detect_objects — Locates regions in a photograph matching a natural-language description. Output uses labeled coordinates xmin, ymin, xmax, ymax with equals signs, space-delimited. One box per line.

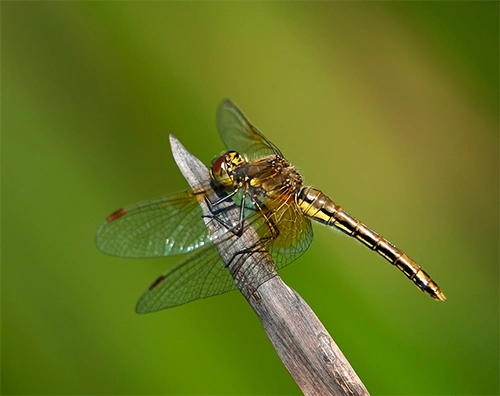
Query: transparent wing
xmin=96 ymin=191 xmax=210 ymax=258
xmin=216 ymin=99 xmax=283 ymax=160
xmin=134 ymin=192 xmax=313 ymax=313
xmin=244 ymin=192 xmax=314 ymax=270
xmin=135 ymin=243 xmax=236 ymax=313
xmin=268 ymin=198 xmax=314 ymax=269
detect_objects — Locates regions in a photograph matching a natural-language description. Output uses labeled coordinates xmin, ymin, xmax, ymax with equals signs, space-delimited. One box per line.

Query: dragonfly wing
xmin=216 ymin=99 xmax=283 ymax=160
xmin=269 ymin=203 xmax=314 ymax=270
xmin=96 ymin=191 xmax=210 ymax=258
xmin=135 ymin=243 xmax=236 ymax=312
xmin=135 ymin=197 xmax=312 ymax=312
xmin=244 ymin=193 xmax=314 ymax=270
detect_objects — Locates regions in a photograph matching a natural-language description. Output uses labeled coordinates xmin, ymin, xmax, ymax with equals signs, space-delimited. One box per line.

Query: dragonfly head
xmin=210 ymin=151 xmax=246 ymax=188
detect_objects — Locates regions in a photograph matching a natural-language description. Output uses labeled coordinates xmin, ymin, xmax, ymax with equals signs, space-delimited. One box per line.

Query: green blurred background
xmin=3 ymin=2 xmax=498 ymax=395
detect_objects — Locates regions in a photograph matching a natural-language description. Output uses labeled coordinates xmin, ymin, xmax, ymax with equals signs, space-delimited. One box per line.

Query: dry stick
xmin=170 ymin=135 xmax=369 ymax=396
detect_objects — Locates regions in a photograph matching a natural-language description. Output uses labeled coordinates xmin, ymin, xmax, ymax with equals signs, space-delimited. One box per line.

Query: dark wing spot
xmin=149 ymin=275 xmax=166 ymax=291
xmin=107 ymin=208 xmax=126 ymax=222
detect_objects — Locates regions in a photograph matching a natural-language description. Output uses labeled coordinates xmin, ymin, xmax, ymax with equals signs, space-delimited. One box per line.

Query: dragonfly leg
xmin=203 ymin=189 xmax=248 ymax=237
xmin=204 ymin=187 xmax=240 ymax=207
xmin=224 ymin=241 xmax=269 ymax=268
xmin=252 ymin=198 xmax=281 ymax=243
xmin=223 ymin=197 xmax=282 ymax=269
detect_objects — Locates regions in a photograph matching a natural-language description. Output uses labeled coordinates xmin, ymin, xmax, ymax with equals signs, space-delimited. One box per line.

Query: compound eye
xmin=211 ymin=155 xmax=227 ymax=175
xmin=210 ymin=154 xmax=232 ymax=187
xmin=210 ymin=151 xmax=245 ymax=187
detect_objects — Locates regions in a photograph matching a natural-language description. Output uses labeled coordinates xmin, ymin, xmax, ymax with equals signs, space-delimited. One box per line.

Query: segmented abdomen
xmin=297 ymin=186 xmax=445 ymax=301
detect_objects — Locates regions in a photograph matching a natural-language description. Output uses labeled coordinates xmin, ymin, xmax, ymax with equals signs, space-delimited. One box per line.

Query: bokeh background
xmin=3 ymin=2 xmax=498 ymax=395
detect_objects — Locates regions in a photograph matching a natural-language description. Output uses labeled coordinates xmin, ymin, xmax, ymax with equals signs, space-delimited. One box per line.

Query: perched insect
xmin=96 ymin=99 xmax=445 ymax=313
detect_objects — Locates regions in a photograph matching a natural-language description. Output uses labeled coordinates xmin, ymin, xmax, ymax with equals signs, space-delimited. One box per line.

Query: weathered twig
xmin=170 ymin=135 xmax=369 ymax=396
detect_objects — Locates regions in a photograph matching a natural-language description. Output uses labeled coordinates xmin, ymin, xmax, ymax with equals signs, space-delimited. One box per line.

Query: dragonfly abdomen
xmin=297 ymin=186 xmax=445 ymax=301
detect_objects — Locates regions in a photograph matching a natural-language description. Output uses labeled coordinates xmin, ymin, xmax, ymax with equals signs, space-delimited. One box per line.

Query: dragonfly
xmin=96 ymin=99 xmax=446 ymax=313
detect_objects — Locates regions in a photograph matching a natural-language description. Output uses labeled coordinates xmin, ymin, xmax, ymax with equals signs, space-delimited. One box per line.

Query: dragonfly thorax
xmin=210 ymin=150 xmax=247 ymax=188
xmin=245 ymin=155 xmax=303 ymax=198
